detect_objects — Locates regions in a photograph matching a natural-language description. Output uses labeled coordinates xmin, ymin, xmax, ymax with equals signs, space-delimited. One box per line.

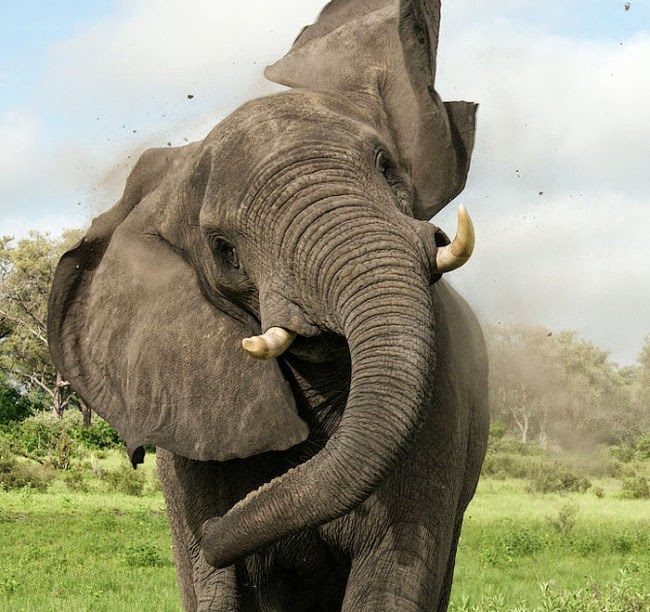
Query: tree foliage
xmin=0 ymin=230 xmax=82 ymax=417
xmin=486 ymin=324 xmax=650 ymax=449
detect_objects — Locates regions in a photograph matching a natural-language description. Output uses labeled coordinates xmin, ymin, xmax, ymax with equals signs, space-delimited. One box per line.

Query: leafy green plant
xmin=538 ymin=569 xmax=650 ymax=611
xmin=481 ymin=523 xmax=546 ymax=567
xmin=69 ymin=415 xmax=123 ymax=450
xmin=10 ymin=412 xmax=80 ymax=467
xmin=569 ymin=533 xmax=601 ymax=556
xmin=636 ymin=432 xmax=650 ymax=460
xmin=609 ymin=444 xmax=637 ymax=463
xmin=122 ymin=543 xmax=164 ymax=567
xmin=621 ymin=475 xmax=650 ymax=499
xmin=547 ymin=502 xmax=579 ymax=536
xmin=0 ymin=456 xmax=53 ymax=491
xmin=527 ymin=463 xmax=591 ymax=494
xmin=103 ymin=463 xmax=145 ymax=496
xmin=0 ymin=570 xmax=20 ymax=595
xmin=592 ymin=485 xmax=605 ymax=498
xmin=63 ymin=468 xmax=88 ymax=492
xmin=0 ymin=374 xmax=33 ymax=425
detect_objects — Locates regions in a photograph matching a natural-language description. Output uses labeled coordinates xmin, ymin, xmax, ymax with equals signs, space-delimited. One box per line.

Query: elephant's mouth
xmin=286 ymin=330 xmax=348 ymax=363
xmin=243 ymin=323 xmax=346 ymax=364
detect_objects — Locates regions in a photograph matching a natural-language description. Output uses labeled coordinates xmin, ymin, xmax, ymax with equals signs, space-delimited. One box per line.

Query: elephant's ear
xmin=48 ymin=148 xmax=309 ymax=465
xmin=265 ymin=0 xmax=477 ymax=220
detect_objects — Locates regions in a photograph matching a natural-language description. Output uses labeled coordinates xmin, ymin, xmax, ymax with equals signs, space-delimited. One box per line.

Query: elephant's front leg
xmin=329 ymin=469 xmax=461 ymax=612
xmin=156 ymin=449 xmax=240 ymax=611
xmin=340 ymin=523 xmax=455 ymax=611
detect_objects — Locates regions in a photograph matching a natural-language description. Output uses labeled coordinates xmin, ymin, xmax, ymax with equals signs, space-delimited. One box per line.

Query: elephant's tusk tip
xmin=436 ymin=205 xmax=475 ymax=273
xmin=242 ymin=327 xmax=296 ymax=359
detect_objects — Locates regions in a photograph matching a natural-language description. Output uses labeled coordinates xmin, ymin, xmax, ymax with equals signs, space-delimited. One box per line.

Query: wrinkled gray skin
xmin=48 ymin=1 xmax=488 ymax=610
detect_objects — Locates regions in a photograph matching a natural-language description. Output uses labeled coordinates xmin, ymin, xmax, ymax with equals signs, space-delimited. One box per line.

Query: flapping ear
xmin=265 ymin=0 xmax=477 ymax=220
xmin=48 ymin=147 xmax=309 ymax=465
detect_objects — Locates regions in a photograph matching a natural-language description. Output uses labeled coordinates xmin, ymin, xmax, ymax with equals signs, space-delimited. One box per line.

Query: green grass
xmin=0 ymin=452 xmax=181 ymax=611
xmin=1 ymin=452 xmax=648 ymax=611
xmin=450 ymin=478 xmax=650 ymax=610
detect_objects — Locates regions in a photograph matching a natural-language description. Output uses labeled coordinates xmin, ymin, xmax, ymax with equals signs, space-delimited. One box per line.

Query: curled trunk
xmin=202 ymin=222 xmax=435 ymax=568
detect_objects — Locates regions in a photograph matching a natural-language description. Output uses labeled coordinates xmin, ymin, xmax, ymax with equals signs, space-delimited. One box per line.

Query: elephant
xmin=47 ymin=0 xmax=489 ymax=610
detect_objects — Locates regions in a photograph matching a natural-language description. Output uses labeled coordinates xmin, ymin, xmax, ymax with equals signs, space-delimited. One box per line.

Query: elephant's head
xmin=48 ymin=0 xmax=477 ymax=568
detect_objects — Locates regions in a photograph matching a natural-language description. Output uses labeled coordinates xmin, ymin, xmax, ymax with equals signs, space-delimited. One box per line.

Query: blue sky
xmin=1 ymin=1 xmax=649 ymax=364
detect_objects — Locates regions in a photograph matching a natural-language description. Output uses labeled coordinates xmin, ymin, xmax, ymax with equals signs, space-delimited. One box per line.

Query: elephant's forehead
xmin=204 ymin=90 xmax=378 ymax=155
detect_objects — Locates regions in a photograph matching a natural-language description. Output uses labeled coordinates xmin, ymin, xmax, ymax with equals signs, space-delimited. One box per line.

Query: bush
xmin=103 ymin=463 xmax=145 ymax=496
xmin=620 ymin=475 xmax=650 ymax=499
xmin=634 ymin=432 xmax=650 ymax=460
xmin=547 ymin=502 xmax=579 ymax=535
xmin=592 ymin=485 xmax=605 ymax=498
xmin=569 ymin=532 xmax=601 ymax=556
xmin=6 ymin=410 xmax=123 ymax=470
xmin=0 ymin=456 xmax=53 ymax=492
xmin=481 ymin=523 xmax=546 ymax=567
xmin=11 ymin=412 xmax=80 ymax=468
xmin=63 ymin=468 xmax=88 ymax=492
xmin=122 ymin=543 xmax=164 ymax=567
xmin=609 ymin=444 xmax=637 ymax=463
xmin=526 ymin=463 xmax=591 ymax=494
xmin=488 ymin=421 xmax=507 ymax=441
xmin=537 ymin=569 xmax=650 ymax=612
xmin=69 ymin=415 xmax=123 ymax=450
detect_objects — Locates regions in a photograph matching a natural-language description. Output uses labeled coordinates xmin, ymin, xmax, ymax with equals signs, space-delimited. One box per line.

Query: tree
xmin=0 ymin=370 xmax=33 ymax=424
xmin=486 ymin=324 xmax=564 ymax=446
xmin=0 ymin=230 xmax=82 ymax=418
xmin=485 ymin=324 xmax=636 ymax=449
xmin=625 ymin=336 xmax=650 ymax=439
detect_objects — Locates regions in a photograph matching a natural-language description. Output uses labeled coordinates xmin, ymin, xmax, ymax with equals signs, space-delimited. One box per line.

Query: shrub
xmin=7 ymin=411 xmax=123 ymax=470
xmin=592 ymin=485 xmax=605 ymax=498
xmin=0 ymin=381 xmax=33 ymax=425
xmin=481 ymin=449 xmax=548 ymax=480
xmin=609 ymin=444 xmax=636 ymax=463
xmin=538 ymin=568 xmax=650 ymax=611
xmin=122 ymin=543 xmax=164 ymax=567
xmin=526 ymin=463 xmax=591 ymax=494
xmin=11 ymin=412 xmax=81 ymax=469
xmin=0 ymin=570 xmax=20 ymax=595
xmin=620 ymin=475 xmax=650 ymax=499
xmin=610 ymin=534 xmax=633 ymax=554
xmin=481 ymin=523 xmax=546 ymax=567
xmin=547 ymin=502 xmax=579 ymax=536
xmin=63 ymin=468 xmax=88 ymax=492
xmin=488 ymin=421 xmax=507 ymax=441
xmin=103 ymin=463 xmax=145 ymax=496
xmin=0 ymin=456 xmax=53 ymax=492
xmin=634 ymin=432 xmax=650 ymax=460
xmin=570 ymin=532 xmax=601 ymax=556
xmin=69 ymin=415 xmax=123 ymax=450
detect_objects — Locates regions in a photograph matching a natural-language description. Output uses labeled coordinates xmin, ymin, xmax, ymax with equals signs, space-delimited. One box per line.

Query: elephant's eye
xmin=375 ymin=147 xmax=413 ymax=215
xmin=375 ymin=149 xmax=400 ymax=188
xmin=375 ymin=149 xmax=392 ymax=178
xmin=212 ymin=238 xmax=240 ymax=270
xmin=224 ymin=245 xmax=240 ymax=269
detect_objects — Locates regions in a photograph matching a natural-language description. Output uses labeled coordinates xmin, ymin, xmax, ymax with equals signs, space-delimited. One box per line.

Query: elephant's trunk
xmin=202 ymin=221 xmax=435 ymax=568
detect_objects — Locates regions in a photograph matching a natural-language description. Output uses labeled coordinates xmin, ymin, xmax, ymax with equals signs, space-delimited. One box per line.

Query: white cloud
xmin=438 ymin=23 xmax=650 ymax=196
xmin=44 ymin=0 xmax=325 ymax=121
xmin=0 ymin=110 xmax=41 ymax=201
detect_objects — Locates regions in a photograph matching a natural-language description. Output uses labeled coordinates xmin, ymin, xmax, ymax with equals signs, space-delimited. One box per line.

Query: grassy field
xmin=1 ymin=452 xmax=649 ymax=611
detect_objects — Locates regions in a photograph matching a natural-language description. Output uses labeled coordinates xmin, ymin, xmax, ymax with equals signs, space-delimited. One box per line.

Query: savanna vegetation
xmin=1 ymin=231 xmax=649 ymax=610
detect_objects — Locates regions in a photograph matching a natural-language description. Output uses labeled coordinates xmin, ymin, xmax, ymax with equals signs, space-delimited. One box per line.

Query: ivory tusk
xmin=436 ymin=204 xmax=475 ymax=273
xmin=242 ymin=327 xmax=296 ymax=359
